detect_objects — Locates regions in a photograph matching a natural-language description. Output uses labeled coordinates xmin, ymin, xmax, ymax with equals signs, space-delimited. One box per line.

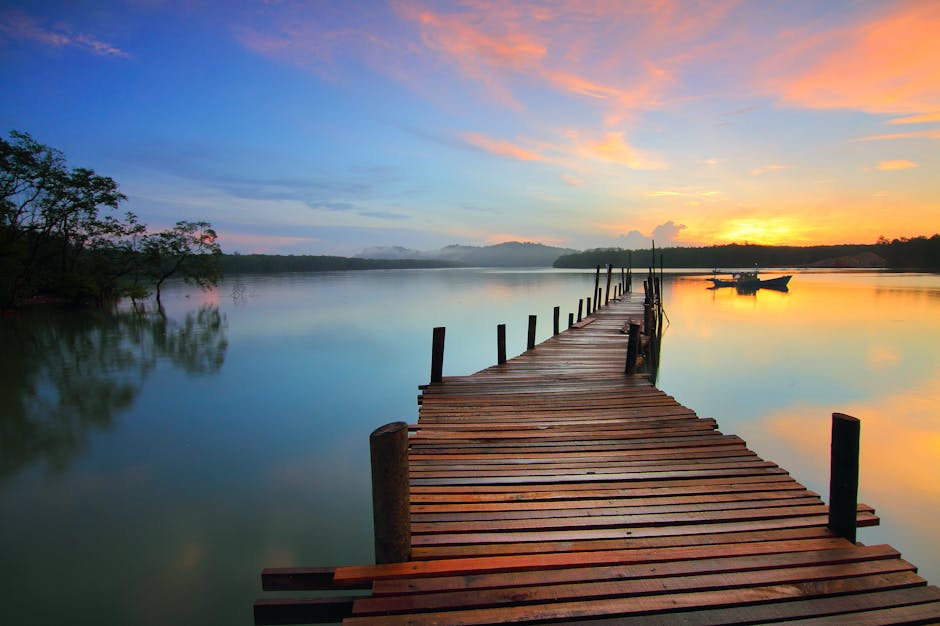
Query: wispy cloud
xmin=0 ymin=10 xmax=130 ymax=58
xmin=459 ymin=132 xmax=547 ymax=162
xmin=573 ymin=131 xmax=667 ymax=170
xmin=856 ymin=129 xmax=940 ymax=141
xmin=751 ymin=164 xmax=789 ymax=175
xmin=457 ymin=129 xmax=665 ymax=171
xmin=875 ymin=160 xmax=919 ymax=171
xmin=888 ymin=112 xmax=940 ymax=125
xmin=767 ymin=2 xmax=940 ymax=115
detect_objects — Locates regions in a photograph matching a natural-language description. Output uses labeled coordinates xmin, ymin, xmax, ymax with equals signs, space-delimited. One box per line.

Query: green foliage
xmin=0 ymin=131 xmax=221 ymax=308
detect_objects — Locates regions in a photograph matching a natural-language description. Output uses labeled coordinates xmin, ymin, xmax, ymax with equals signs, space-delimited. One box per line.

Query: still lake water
xmin=1 ymin=268 xmax=938 ymax=625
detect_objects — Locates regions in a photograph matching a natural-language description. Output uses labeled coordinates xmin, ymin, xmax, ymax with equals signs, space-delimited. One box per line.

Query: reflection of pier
xmin=254 ymin=273 xmax=939 ymax=624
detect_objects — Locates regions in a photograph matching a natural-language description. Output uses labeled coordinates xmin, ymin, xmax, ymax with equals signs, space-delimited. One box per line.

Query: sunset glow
xmin=1 ymin=1 xmax=937 ymax=254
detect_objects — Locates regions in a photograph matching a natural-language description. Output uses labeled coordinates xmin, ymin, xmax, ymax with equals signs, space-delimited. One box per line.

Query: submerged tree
xmin=142 ymin=220 xmax=222 ymax=307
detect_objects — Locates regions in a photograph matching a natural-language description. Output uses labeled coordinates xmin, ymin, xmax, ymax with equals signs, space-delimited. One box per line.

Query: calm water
xmin=1 ymin=268 xmax=938 ymax=625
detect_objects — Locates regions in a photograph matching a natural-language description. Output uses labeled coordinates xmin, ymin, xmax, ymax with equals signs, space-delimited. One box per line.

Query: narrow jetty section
xmin=255 ymin=289 xmax=940 ymax=624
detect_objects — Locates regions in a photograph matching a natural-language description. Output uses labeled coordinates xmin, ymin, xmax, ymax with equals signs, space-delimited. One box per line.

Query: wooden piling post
xmin=568 ymin=312 xmax=574 ymax=329
xmin=828 ymin=412 xmax=861 ymax=543
xmin=527 ymin=315 xmax=537 ymax=350
xmin=497 ymin=323 xmax=506 ymax=365
xmin=430 ymin=326 xmax=445 ymax=383
xmin=577 ymin=299 xmax=583 ymax=322
xmin=593 ymin=266 xmax=601 ymax=312
xmin=553 ymin=306 xmax=560 ymax=335
xmin=624 ymin=322 xmax=640 ymax=374
xmin=370 ymin=422 xmax=411 ymax=564
xmin=586 ymin=297 xmax=592 ymax=316
xmin=605 ymin=264 xmax=612 ymax=305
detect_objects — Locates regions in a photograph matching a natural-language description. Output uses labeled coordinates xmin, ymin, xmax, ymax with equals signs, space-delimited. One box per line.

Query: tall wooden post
xmin=497 ymin=323 xmax=506 ymax=365
xmin=577 ymin=299 xmax=583 ymax=322
xmin=553 ymin=306 xmax=560 ymax=335
xmin=430 ymin=326 xmax=445 ymax=383
xmin=593 ymin=266 xmax=601 ymax=312
xmin=586 ymin=297 xmax=592 ymax=316
xmin=605 ymin=264 xmax=612 ymax=305
xmin=568 ymin=312 xmax=574 ymax=329
xmin=627 ymin=252 xmax=632 ymax=292
xmin=624 ymin=322 xmax=640 ymax=374
xmin=829 ymin=413 xmax=861 ymax=543
xmin=370 ymin=422 xmax=411 ymax=564
xmin=527 ymin=315 xmax=537 ymax=350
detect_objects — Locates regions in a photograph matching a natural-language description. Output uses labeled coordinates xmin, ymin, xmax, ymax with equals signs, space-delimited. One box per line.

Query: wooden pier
xmin=255 ymin=285 xmax=940 ymax=624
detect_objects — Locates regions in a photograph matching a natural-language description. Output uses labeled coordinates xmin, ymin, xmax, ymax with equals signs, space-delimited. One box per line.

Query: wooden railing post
xmin=370 ymin=422 xmax=411 ymax=564
xmin=593 ymin=266 xmax=601 ymax=312
xmin=586 ymin=297 xmax=592 ymax=316
xmin=553 ymin=306 xmax=560 ymax=335
xmin=430 ymin=326 xmax=445 ymax=383
xmin=624 ymin=322 xmax=640 ymax=374
xmin=497 ymin=323 xmax=506 ymax=365
xmin=527 ymin=315 xmax=537 ymax=350
xmin=568 ymin=312 xmax=574 ymax=329
xmin=605 ymin=264 xmax=612 ymax=305
xmin=829 ymin=412 xmax=861 ymax=543
xmin=577 ymin=299 xmax=583 ymax=322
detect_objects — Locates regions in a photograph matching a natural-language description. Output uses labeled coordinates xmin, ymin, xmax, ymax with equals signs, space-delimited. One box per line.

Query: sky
xmin=1 ymin=0 xmax=937 ymax=255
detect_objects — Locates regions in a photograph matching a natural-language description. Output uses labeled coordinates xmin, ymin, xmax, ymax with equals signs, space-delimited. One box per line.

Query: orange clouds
xmin=457 ymin=129 xmax=665 ymax=170
xmin=770 ymin=2 xmax=940 ymax=115
xmin=856 ymin=129 xmax=940 ymax=141
xmin=576 ymin=131 xmax=666 ymax=170
xmin=459 ymin=132 xmax=546 ymax=162
xmin=876 ymin=160 xmax=919 ymax=171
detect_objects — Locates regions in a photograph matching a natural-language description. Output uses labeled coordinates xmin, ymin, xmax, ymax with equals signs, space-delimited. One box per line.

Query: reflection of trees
xmin=0 ymin=306 xmax=227 ymax=479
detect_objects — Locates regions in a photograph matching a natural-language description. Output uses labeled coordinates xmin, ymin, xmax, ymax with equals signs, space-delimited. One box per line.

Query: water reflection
xmin=0 ymin=306 xmax=227 ymax=479
xmin=658 ymin=270 xmax=940 ymax=584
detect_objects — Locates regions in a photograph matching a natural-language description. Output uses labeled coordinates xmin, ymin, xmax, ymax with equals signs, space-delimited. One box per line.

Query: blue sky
xmin=2 ymin=1 xmax=937 ymax=255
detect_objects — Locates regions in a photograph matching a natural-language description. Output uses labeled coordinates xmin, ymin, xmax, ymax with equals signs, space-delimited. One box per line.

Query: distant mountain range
xmin=356 ymin=242 xmax=578 ymax=267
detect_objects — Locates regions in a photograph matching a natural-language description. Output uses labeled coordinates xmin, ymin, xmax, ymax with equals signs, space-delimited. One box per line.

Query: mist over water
xmin=1 ymin=268 xmax=937 ymax=624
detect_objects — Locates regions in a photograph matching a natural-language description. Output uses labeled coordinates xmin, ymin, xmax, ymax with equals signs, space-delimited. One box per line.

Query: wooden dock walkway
xmin=256 ymin=292 xmax=940 ymax=625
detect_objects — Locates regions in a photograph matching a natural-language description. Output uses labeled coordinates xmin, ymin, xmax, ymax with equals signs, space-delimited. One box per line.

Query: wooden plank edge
xmin=253 ymin=596 xmax=359 ymax=625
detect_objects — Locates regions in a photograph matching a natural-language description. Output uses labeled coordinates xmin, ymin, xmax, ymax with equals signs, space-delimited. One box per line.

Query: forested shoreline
xmin=553 ymin=236 xmax=940 ymax=270
xmin=220 ymin=236 xmax=940 ymax=275
xmin=220 ymin=254 xmax=455 ymax=273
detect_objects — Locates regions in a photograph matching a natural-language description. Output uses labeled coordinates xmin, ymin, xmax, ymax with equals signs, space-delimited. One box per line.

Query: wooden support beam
xmin=605 ymin=264 xmax=612 ymax=305
xmin=624 ymin=322 xmax=641 ymax=375
xmin=829 ymin=412 xmax=861 ymax=543
xmin=370 ymin=422 xmax=411 ymax=564
xmin=430 ymin=326 xmax=445 ymax=383
xmin=526 ymin=314 xmax=537 ymax=350
xmin=254 ymin=597 xmax=357 ymax=625
xmin=496 ymin=323 xmax=506 ymax=365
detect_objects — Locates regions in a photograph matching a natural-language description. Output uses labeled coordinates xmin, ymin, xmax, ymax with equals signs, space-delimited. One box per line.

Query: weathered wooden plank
xmin=550 ymin=586 xmax=940 ymax=625
xmin=410 ymin=526 xmax=836 ymax=559
xmin=373 ymin=544 xmax=901 ymax=595
xmin=333 ymin=537 xmax=857 ymax=585
xmin=353 ymin=558 xmax=917 ymax=615
xmin=342 ymin=572 xmax=927 ymax=625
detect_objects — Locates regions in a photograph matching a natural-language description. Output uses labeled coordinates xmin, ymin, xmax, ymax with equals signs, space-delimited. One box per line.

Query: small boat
xmin=709 ymin=270 xmax=791 ymax=291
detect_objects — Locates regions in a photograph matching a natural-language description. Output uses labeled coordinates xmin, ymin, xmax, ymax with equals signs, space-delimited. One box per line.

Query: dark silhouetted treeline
xmin=553 ymin=235 xmax=940 ymax=270
xmin=220 ymin=254 xmax=456 ymax=274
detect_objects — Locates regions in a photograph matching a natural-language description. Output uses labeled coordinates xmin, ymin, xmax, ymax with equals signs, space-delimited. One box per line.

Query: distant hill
xmin=357 ymin=241 xmax=578 ymax=267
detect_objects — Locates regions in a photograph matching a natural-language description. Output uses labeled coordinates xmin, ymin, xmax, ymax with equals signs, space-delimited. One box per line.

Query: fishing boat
xmin=709 ymin=270 xmax=791 ymax=291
